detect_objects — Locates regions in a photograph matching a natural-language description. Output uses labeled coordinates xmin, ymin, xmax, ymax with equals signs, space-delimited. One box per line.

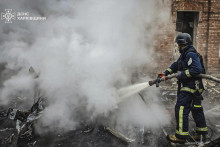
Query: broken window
xmin=176 ymin=11 xmax=199 ymax=47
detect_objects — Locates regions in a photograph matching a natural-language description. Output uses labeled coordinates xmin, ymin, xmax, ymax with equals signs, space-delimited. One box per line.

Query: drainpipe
xmin=205 ymin=0 xmax=211 ymax=71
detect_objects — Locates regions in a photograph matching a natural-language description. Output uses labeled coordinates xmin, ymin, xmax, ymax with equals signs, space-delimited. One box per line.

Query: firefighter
xmin=160 ymin=33 xmax=208 ymax=143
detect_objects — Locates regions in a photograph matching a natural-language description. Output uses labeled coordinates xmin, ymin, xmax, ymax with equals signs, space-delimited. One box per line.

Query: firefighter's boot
xmin=167 ymin=134 xmax=186 ymax=144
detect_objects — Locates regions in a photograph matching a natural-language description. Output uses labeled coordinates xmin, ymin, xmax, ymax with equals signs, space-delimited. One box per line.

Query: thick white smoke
xmin=0 ymin=0 xmax=170 ymax=132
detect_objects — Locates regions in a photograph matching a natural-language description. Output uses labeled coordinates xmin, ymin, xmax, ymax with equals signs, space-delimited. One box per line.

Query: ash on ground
xmin=1 ymin=78 xmax=220 ymax=147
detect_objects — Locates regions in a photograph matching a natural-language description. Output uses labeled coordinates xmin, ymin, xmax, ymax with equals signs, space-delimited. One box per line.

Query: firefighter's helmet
xmin=175 ymin=33 xmax=192 ymax=45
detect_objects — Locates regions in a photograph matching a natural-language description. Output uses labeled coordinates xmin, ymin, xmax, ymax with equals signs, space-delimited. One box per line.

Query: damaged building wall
xmin=155 ymin=0 xmax=220 ymax=73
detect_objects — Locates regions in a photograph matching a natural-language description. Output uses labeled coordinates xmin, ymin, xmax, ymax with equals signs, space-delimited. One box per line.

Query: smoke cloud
xmin=0 ymin=0 xmax=170 ymax=132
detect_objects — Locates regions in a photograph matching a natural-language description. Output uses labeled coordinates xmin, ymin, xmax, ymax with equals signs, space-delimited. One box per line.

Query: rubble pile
xmin=0 ymin=77 xmax=220 ymax=147
xmin=160 ymin=77 xmax=220 ymax=147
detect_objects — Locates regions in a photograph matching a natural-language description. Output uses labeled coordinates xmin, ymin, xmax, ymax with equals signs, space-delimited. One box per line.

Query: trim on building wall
xmin=205 ymin=0 xmax=211 ymax=70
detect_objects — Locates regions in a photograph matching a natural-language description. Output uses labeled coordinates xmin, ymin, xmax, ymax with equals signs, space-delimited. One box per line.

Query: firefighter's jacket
xmin=164 ymin=44 xmax=205 ymax=94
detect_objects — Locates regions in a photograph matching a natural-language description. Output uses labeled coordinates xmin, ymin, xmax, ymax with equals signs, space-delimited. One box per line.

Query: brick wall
xmin=155 ymin=0 xmax=220 ymax=74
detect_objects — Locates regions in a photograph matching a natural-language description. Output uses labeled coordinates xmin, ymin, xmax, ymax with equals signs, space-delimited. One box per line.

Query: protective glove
xmin=176 ymin=71 xmax=182 ymax=79
xmin=158 ymin=73 xmax=166 ymax=80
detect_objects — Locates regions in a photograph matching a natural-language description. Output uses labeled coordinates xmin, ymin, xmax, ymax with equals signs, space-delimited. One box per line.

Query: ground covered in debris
xmin=160 ymin=78 xmax=220 ymax=147
xmin=1 ymin=78 xmax=220 ymax=147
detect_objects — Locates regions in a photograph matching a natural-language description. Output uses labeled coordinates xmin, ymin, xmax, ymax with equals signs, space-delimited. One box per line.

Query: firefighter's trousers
xmin=175 ymin=91 xmax=208 ymax=139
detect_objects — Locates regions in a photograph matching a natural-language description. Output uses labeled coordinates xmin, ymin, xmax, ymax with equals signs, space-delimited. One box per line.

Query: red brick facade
xmin=156 ymin=0 xmax=220 ymax=73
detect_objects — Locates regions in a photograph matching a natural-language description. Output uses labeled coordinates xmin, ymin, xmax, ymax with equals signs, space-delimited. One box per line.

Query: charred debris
xmin=0 ymin=74 xmax=220 ymax=147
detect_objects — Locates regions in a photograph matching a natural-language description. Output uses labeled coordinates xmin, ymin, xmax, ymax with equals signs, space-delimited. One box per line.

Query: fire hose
xmin=117 ymin=73 xmax=220 ymax=145
xmin=118 ymin=73 xmax=220 ymax=102
xmin=149 ymin=73 xmax=220 ymax=87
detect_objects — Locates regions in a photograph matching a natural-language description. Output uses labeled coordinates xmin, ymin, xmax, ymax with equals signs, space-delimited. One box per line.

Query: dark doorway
xmin=176 ymin=11 xmax=199 ymax=47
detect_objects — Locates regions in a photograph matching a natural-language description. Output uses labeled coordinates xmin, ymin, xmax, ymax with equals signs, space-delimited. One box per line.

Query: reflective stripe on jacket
xmin=164 ymin=45 xmax=205 ymax=91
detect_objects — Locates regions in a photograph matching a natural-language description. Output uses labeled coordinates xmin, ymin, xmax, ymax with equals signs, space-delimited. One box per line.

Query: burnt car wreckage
xmin=0 ymin=69 xmax=220 ymax=147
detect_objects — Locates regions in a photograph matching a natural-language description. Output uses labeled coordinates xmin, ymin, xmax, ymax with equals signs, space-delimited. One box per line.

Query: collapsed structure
xmin=0 ymin=71 xmax=220 ymax=146
xmin=0 ymin=0 xmax=219 ymax=147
